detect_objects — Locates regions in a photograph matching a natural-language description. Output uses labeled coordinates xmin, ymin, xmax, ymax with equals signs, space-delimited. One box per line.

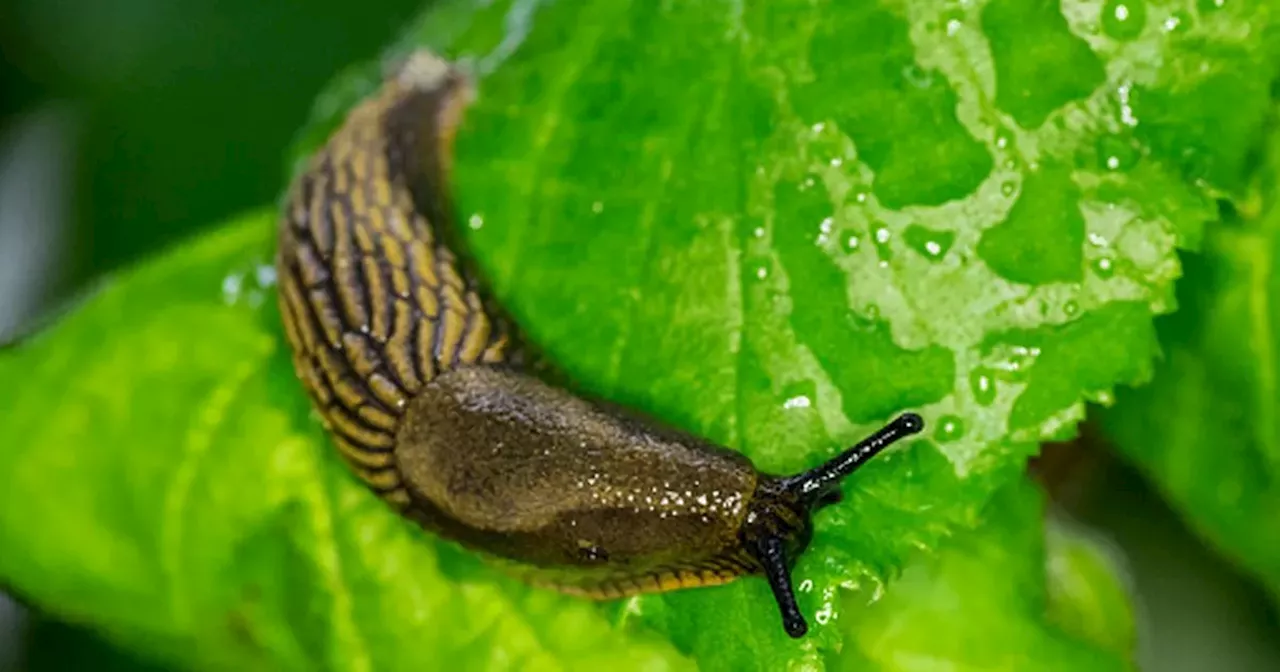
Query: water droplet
xmin=933 ymin=415 xmax=966 ymax=443
xmin=995 ymin=132 xmax=1012 ymax=150
xmin=811 ymin=122 xmax=826 ymax=134
xmin=1163 ymin=10 xmax=1191 ymax=32
xmin=854 ymin=191 xmax=869 ymax=204
xmin=1102 ymin=0 xmax=1146 ymax=41
xmin=995 ymin=345 xmax=1040 ymax=382
xmin=863 ymin=303 xmax=881 ymax=320
xmin=468 ymin=213 xmax=485 ymax=230
xmin=221 ymin=273 xmax=244 ymax=305
xmin=1096 ymin=135 xmax=1138 ymax=172
xmin=755 ymin=266 xmax=769 ymax=280
xmin=800 ymin=176 xmax=816 ymax=191
xmin=816 ymin=217 xmax=835 ymax=245
xmin=903 ymin=224 xmax=956 ymax=262
xmin=970 ymin=368 xmax=997 ymax=406
xmin=1064 ymin=300 xmax=1080 ymax=316
xmin=1116 ymin=82 xmax=1138 ymax=127
xmin=783 ymin=395 xmax=812 ymax=410
xmin=901 ymin=63 xmax=934 ymax=89
xmin=1094 ymin=389 xmax=1116 ymax=405
xmin=1197 ymin=0 xmax=1225 ymax=13
xmin=1000 ymin=180 xmax=1018 ymax=197
xmin=591 ymin=201 xmax=604 ymax=214
xmin=1093 ymin=257 xmax=1115 ymax=278
xmin=829 ymin=157 xmax=844 ymax=168
xmin=254 ymin=264 xmax=278 ymax=289
xmin=872 ymin=225 xmax=893 ymax=262
xmin=753 ymin=226 xmax=765 ymax=238
xmin=946 ymin=18 xmax=962 ymax=35
xmin=844 ymin=234 xmax=861 ymax=252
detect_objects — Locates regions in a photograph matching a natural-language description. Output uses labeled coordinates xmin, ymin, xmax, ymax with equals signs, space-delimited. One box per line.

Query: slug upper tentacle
xmin=277 ymin=49 xmax=924 ymax=639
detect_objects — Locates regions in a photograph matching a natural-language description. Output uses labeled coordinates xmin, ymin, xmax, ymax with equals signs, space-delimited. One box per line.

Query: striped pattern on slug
xmin=276 ymin=53 xmax=518 ymax=508
xmin=275 ymin=49 xmax=927 ymax=641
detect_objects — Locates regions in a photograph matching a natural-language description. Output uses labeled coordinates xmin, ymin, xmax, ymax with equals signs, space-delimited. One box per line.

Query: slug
xmin=276 ymin=50 xmax=924 ymax=639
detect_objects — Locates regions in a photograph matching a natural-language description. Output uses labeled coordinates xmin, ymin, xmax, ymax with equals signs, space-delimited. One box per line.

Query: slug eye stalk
xmin=783 ymin=412 xmax=924 ymax=504
xmin=749 ymin=413 xmax=925 ymax=638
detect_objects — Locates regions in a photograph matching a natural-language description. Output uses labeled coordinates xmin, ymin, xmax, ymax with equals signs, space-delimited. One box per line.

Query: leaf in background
xmin=2 ymin=0 xmax=1277 ymax=669
xmin=1044 ymin=516 xmax=1136 ymax=659
xmin=1099 ymin=117 xmax=1280 ymax=595
xmin=835 ymin=481 xmax=1133 ymax=671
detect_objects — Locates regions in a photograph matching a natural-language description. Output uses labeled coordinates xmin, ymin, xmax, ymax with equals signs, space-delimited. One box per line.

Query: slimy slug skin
xmin=276 ymin=50 xmax=923 ymax=638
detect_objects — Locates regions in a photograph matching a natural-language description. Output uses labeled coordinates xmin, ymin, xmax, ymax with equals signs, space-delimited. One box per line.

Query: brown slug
xmin=275 ymin=50 xmax=924 ymax=639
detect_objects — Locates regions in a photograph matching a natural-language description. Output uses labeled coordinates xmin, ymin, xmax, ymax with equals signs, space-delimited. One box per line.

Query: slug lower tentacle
xmin=276 ymin=50 xmax=924 ymax=639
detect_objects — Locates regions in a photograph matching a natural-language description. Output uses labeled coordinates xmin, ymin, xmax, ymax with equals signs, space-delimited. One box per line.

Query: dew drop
xmin=254 ymin=264 xmax=278 ymax=289
xmin=753 ymin=226 xmax=766 ymax=238
xmin=591 ymin=201 xmax=604 ymax=214
xmin=933 ymin=415 xmax=966 ymax=443
xmin=863 ymin=303 xmax=881 ymax=320
xmin=900 ymin=63 xmax=935 ymax=89
xmin=783 ymin=395 xmax=812 ymax=410
xmin=1101 ymin=0 xmax=1146 ymax=41
xmin=756 ymin=266 xmax=769 ymax=280
xmin=1064 ymin=300 xmax=1080 ymax=317
xmin=221 ymin=273 xmax=244 ymax=305
xmin=970 ymin=368 xmax=997 ymax=406
xmin=995 ymin=132 xmax=1012 ymax=150
xmin=1116 ymin=82 xmax=1139 ymax=127
xmin=1096 ymin=135 xmax=1138 ymax=172
xmin=1163 ymin=10 xmax=1191 ymax=32
xmin=816 ymin=216 xmax=835 ymax=246
xmin=872 ymin=225 xmax=893 ymax=262
xmin=1000 ymin=180 xmax=1018 ymax=197
xmin=1197 ymin=0 xmax=1225 ymax=13
xmin=844 ymin=234 xmax=861 ymax=252
xmin=468 ymin=213 xmax=485 ymax=230
xmin=1093 ymin=257 xmax=1115 ymax=278
xmin=903 ymin=224 xmax=955 ymax=262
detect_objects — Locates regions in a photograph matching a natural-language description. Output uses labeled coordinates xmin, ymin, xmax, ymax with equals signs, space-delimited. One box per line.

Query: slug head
xmin=739 ymin=412 xmax=924 ymax=638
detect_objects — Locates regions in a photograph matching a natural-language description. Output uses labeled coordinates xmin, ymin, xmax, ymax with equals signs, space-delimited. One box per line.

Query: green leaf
xmin=0 ymin=214 xmax=1133 ymax=672
xmin=359 ymin=0 xmax=1256 ymax=656
xmin=1099 ymin=117 xmax=1280 ymax=594
xmin=3 ymin=0 xmax=1276 ymax=668
xmin=835 ymin=481 xmax=1133 ymax=671
xmin=0 ymin=212 xmax=696 ymax=672
xmin=1044 ymin=517 xmax=1136 ymax=658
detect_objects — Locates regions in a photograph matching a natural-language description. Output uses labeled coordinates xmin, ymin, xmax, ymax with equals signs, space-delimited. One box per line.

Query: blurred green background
xmin=0 ymin=0 xmax=420 ymax=667
xmin=0 ymin=0 xmax=420 ymax=293
xmin=1 ymin=1 xmax=1279 ymax=670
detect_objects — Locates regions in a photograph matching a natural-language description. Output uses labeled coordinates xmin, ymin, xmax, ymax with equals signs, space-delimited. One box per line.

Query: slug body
xmin=277 ymin=51 xmax=923 ymax=638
